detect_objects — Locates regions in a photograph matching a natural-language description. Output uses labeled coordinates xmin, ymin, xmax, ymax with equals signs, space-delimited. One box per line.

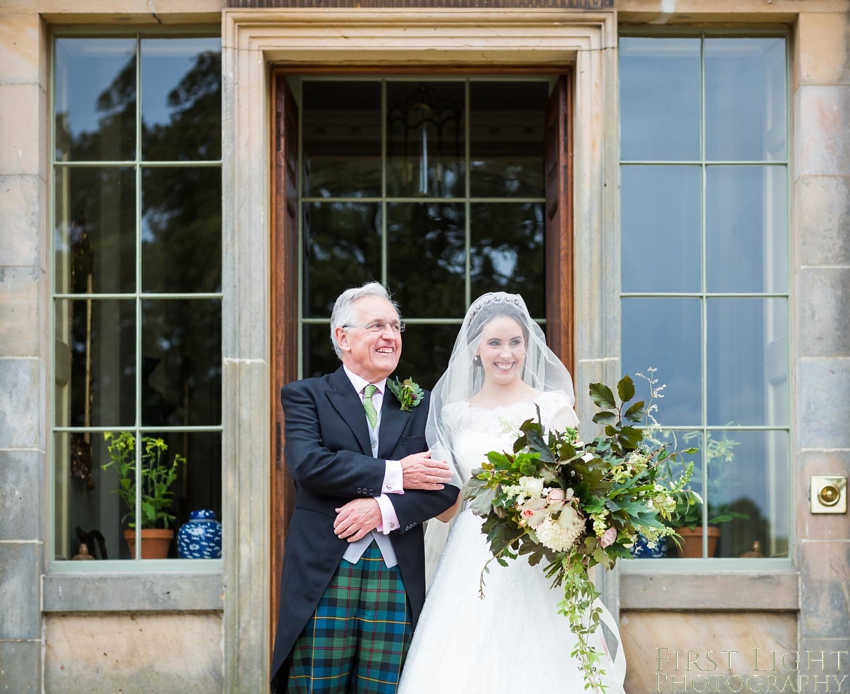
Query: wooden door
xmin=270 ymin=73 xmax=299 ymax=648
xmin=544 ymin=72 xmax=574 ymax=372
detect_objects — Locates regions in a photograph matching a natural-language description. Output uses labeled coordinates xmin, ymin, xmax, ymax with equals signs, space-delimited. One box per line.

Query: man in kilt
xmin=271 ymin=283 xmax=459 ymax=693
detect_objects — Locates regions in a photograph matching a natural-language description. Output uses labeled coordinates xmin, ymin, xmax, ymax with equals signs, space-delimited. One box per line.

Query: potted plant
xmin=102 ymin=432 xmax=186 ymax=559
xmin=667 ymin=431 xmax=747 ymax=558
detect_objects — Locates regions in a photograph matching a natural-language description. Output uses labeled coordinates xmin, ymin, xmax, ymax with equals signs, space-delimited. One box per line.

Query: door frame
xmin=269 ymin=66 xmax=576 ymax=658
xmin=222 ymin=11 xmax=619 ymax=690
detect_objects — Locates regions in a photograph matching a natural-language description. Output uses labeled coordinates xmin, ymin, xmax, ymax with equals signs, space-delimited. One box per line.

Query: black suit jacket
xmin=270 ymin=366 xmax=459 ymax=687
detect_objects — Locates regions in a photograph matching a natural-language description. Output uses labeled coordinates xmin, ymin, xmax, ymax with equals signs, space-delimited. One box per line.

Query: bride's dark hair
xmin=468 ymin=302 xmax=531 ymax=353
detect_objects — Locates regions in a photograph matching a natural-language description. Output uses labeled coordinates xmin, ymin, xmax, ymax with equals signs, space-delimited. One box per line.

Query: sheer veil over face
xmin=426 ymin=292 xmax=577 ymax=488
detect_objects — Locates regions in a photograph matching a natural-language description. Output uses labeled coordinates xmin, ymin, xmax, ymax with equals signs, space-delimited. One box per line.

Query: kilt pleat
xmin=288 ymin=542 xmax=412 ymax=693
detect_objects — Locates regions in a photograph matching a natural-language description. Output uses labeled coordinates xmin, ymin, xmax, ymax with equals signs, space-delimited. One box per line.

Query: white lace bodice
xmin=442 ymin=391 xmax=574 ymax=481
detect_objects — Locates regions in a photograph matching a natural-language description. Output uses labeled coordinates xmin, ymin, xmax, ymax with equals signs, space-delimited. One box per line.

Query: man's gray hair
xmin=330 ymin=282 xmax=400 ymax=359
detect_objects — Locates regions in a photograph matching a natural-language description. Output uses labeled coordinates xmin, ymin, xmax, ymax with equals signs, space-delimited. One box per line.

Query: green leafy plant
xmin=101 ymin=432 xmax=186 ymax=530
xmin=463 ymin=374 xmax=696 ymax=693
xmin=667 ymin=431 xmax=748 ymax=530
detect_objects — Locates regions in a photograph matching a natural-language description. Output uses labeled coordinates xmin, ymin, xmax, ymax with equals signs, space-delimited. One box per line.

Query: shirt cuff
xmin=382 ymin=460 xmax=404 ymax=494
xmin=375 ymin=494 xmax=400 ymax=534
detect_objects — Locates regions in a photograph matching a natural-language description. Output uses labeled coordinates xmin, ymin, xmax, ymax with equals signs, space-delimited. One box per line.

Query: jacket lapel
xmin=326 ymin=367 xmax=372 ymax=455
xmin=378 ymin=389 xmax=409 ymax=460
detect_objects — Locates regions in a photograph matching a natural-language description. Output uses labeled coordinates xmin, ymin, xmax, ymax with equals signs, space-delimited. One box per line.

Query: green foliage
xmin=101 ymin=432 xmax=186 ymax=530
xmin=462 ymin=374 xmax=696 ymax=693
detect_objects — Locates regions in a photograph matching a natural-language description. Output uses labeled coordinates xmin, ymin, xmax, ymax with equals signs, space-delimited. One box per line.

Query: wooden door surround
xmin=269 ymin=68 xmax=574 ymax=650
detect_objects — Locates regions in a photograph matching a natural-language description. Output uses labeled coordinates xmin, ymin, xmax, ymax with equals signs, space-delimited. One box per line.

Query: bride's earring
xmin=473 ymin=354 xmax=482 ymax=366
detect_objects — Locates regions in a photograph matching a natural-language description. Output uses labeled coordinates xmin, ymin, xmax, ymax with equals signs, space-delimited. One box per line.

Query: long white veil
xmin=423 ymin=292 xmax=577 ymax=585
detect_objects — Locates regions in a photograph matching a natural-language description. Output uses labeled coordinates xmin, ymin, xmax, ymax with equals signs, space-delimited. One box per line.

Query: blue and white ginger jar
xmin=629 ymin=533 xmax=667 ymax=559
xmin=177 ymin=510 xmax=222 ymax=559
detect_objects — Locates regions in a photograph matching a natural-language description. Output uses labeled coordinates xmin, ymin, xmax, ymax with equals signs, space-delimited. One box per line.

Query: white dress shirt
xmin=341 ymin=366 xmax=404 ymax=567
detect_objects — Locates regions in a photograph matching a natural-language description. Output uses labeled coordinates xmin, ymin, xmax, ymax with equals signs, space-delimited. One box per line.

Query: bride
xmin=398 ymin=292 xmax=626 ymax=694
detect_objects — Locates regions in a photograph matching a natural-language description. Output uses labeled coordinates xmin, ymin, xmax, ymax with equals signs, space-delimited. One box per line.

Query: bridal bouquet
xmin=462 ymin=372 xmax=697 ymax=693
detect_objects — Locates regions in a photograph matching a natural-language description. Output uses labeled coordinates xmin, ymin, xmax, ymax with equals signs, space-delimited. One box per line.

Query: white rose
xmin=519 ymin=476 xmax=545 ymax=497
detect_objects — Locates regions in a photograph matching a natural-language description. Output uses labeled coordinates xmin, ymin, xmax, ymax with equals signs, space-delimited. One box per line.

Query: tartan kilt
xmin=287 ymin=542 xmax=413 ymax=693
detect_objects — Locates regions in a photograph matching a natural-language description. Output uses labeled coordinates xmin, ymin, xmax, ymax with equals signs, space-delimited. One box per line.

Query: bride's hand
xmin=400 ymin=451 xmax=453 ymax=491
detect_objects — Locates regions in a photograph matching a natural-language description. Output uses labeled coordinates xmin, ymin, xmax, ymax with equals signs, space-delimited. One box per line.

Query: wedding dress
xmin=397 ymin=391 xmax=626 ymax=694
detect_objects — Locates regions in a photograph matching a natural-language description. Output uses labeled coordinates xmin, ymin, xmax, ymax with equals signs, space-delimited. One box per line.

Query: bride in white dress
xmin=398 ymin=292 xmax=626 ymax=694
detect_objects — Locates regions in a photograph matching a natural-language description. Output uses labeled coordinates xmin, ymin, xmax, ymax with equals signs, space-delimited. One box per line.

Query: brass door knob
xmin=818 ymin=483 xmax=841 ymax=507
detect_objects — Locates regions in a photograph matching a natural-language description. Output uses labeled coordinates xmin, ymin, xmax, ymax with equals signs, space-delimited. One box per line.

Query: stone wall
xmin=0 ymin=10 xmax=48 ymax=694
xmin=793 ymin=9 xmax=850 ymax=682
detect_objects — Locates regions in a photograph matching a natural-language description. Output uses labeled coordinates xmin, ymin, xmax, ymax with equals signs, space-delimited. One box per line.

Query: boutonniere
xmin=387 ymin=377 xmax=424 ymax=412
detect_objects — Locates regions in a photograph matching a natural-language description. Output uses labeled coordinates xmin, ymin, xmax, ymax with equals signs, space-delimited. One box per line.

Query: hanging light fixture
xmin=387 ymin=83 xmax=461 ymax=196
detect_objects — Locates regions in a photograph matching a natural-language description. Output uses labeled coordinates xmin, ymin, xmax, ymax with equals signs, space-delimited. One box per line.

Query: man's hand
xmin=334 ymin=498 xmax=382 ymax=543
xmin=399 ymin=451 xmax=452 ymax=491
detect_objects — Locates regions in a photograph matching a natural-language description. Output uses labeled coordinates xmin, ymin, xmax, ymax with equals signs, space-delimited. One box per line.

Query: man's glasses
xmin=343 ymin=320 xmax=406 ymax=334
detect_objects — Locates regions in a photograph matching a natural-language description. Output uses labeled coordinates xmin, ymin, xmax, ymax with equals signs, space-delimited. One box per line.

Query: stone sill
xmin=42 ymin=572 xmax=224 ymax=613
xmin=620 ymin=569 xmax=799 ymax=611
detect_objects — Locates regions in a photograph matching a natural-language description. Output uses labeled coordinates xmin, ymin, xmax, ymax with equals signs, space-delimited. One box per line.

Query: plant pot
xmin=124 ymin=529 xmax=174 ymax=559
xmin=674 ymin=526 xmax=720 ymax=558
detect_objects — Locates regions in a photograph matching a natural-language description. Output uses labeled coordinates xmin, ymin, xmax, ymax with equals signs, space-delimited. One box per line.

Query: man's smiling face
xmin=335 ymin=295 xmax=402 ymax=383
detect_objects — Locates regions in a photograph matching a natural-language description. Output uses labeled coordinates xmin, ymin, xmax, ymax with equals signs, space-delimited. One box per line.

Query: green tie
xmin=363 ymin=384 xmax=378 ymax=429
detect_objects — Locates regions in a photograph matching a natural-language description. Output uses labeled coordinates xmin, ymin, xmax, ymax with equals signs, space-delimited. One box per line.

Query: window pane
xmin=303 ymin=202 xmax=382 ymax=318
xmin=146 ymin=431 xmax=223 ymax=560
xmin=394 ymin=323 xmax=459 ymax=391
xmin=387 ymin=82 xmax=465 ymax=199
xmin=387 ymin=203 xmax=465 ymax=318
xmin=619 ymin=38 xmax=700 ymax=161
xmin=707 ymin=298 xmax=789 ymax=427
xmin=705 ymin=39 xmax=787 ymax=162
xmin=141 ymin=38 xmax=222 ymax=162
xmin=303 ymin=81 xmax=381 ymax=198
xmin=54 ymin=431 xmax=135 ymax=561
xmin=304 ymin=323 xmax=338 ymax=380
xmin=142 ymin=167 xmax=222 ymax=294
xmin=54 ymin=299 xmax=135 ymax=428
xmin=470 ymin=202 xmax=545 ymax=318
xmin=469 ymin=81 xmax=547 ymax=198
xmin=54 ymin=167 xmax=135 ymax=295
xmin=706 ymin=166 xmax=788 ymax=294
xmin=141 ymin=299 xmax=222 ymax=426
xmin=706 ymin=430 xmax=789 ymax=559
xmin=55 ymin=38 xmax=136 ymax=162
xmin=621 ymin=166 xmax=701 ymax=293
xmin=621 ymin=298 xmax=702 ymax=426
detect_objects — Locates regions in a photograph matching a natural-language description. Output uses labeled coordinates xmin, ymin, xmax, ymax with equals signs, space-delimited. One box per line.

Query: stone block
xmin=0 ymin=358 xmax=41 ymax=449
xmin=799 ymin=358 xmax=850 ymax=449
xmin=43 ymin=573 xmax=224 ymax=613
xmin=0 ymin=267 xmax=39 ymax=358
xmin=800 ymin=540 xmax=850 ymax=638
xmin=798 ymin=638 xmax=850 ymax=694
xmin=0 ymin=544 xmax=40 ymax=640
xmin=795 ymin=86 xmax=850 ymax=179
xmin=0 ymin=14 xmax=44 ymax=87
xmin=620 ymin=611 xmax=796 ymax=694
xmin=796 ymin=13 xmax=850 ymax=87
xmin=796 ymin=450 xmax=850 ymax=542
xmin=0 ymin=175 xmax=40 ymax=266
xmin=797 ymin=176 xmax=850 ymax=267
xmin=44 ymin=613 xmax=223 ymax=694
xmin=799 ymin=268 xmax=850 ymax=358
xmin=0 ymin=450 xmax=43 ymax=542
xmin=0 ymin=84 xmax=42 ymax=175
xmin=0 ymin=640 xmax=40 ymax=694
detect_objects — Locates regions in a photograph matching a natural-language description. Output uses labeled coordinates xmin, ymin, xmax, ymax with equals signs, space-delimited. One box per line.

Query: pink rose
xmin=600 ymin=527 xmax=617 ymax=549
xmin=547 ymin=488 xmax=566 ymax=502
xmin=521 ymin=509 xmax=535 ymax=518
